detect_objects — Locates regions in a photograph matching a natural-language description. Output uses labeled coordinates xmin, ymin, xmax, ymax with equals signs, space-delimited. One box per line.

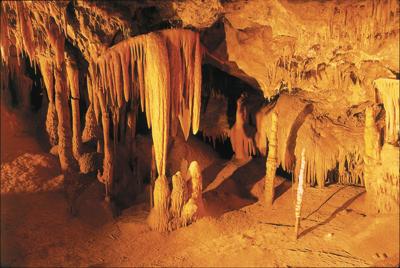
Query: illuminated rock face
xmin=0 ymin=0 xmax=398 ymax=232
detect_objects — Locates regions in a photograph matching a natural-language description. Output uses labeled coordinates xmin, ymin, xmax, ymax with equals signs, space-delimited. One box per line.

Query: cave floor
xmin=1 ymin=173 xmax=399 ymax=267
xmin=1 ymin=107 xmax=399 ymax=267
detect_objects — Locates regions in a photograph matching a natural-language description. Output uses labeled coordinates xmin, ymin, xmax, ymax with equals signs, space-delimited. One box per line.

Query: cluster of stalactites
xmin=0 ymin=4 xmax=10 ymax=64
xmin=256 ymin=96 xmax=365 ymax=188
xmin=1 ymin=1 xmax=64 ymax=67
xmin=374 ymin=78 xmax=399 ymax=145
xmin=88 ymin=29 xmax=202 ymax=176
xmin=199 ymin=91 xmax=230 ymax=147
xmin=1 ymin=2 xmax=36 ymax=66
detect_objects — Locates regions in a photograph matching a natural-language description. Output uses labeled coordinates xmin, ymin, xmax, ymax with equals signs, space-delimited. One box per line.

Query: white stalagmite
xmin=374 ymin=78 xmax=399 ymax=144
xmin=295 ymin=148 xmax=306 ymax=239
xmin=265 ymin=112 xmax=278 ymax=206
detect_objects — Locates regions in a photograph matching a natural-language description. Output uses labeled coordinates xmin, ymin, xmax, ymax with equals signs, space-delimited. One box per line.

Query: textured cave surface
xmin=0 ymin=0 xmax=399 ymax=267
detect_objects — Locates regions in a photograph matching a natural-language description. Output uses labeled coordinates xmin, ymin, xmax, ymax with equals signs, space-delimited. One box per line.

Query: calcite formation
xmin=295 ymin=149 xmax=306 ymax=239
xmin=264 ymin=112 xmax=278 ymax=206
xmin=0 ymin=0 xmax=398 ymax=233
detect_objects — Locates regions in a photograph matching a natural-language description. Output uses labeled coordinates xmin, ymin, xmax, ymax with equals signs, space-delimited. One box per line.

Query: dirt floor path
xmin=1 ymin=172 xmax=399 ymax=267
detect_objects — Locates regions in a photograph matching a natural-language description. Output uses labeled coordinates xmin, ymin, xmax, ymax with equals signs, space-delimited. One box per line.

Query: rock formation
xmin=0 ymin=0 xmax=398 ymax=231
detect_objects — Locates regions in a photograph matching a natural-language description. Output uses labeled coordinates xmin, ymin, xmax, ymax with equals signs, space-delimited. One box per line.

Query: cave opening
xmin=196 ymin=63 xmax=265 ymax=159
xmin=24 ymin=57 xmax=43 ymax=112
xmin=276 ymin=164 xmax=293 ymax=182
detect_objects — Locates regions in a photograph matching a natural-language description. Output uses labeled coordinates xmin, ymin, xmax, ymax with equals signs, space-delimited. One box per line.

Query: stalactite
xmin=200 ymin=92 xmax=230 ymax=145
xmin=91 ymin=29 xmax=202 ymax=177
xmin=170 ymin=171 xmax=188 ymax=218
xmin=88 ymin=30 xmax=202 ymax=229
xmin=15 ymin=2 xmax=36 ymax=63
xmin=256 ymin=94 xmax=365 ymax=188
xmin=144 ymin=33 xmax=170 ymax=176
xmin=66 ymin=57 xmax=82 ymax=160
xmin=265 ymin=112 xmax=278 ymax=206
xmin=374 ymin=78 xmax=399 ymax=144
xmin=38 ymin=56 xmax=58 ymax=146
xmin=295 ymin=149 xmax=306 ymax=240
xmin=0 ymin=4 xmax=10 ymax=64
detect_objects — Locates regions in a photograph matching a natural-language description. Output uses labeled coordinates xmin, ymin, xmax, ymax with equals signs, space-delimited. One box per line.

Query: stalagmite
xmin=265 ymin=112 xmax=278 ymax=206
xmin=147 ymin=175 xmax=171 ymax=231
xmin=374 ymin=78 xmax=399 ymax=144
xmin=170 ymin=171 xmax=188 ymax=218
xmin=231 ymin=94 xmax=256 ymax=160
xmin=66 ymin=56 xmax=82 ymax=160
xmin=181 ymin=161 xmax=205 ymax=225
xmin=188 ymin=161 xmax=205 ymax=213
xmin=295 ymin=149 xmax=306 ymax=240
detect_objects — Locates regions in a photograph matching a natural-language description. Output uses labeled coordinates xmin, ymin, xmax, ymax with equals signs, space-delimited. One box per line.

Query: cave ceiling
xmin=1 ymin=0 xmax=399 ymax=110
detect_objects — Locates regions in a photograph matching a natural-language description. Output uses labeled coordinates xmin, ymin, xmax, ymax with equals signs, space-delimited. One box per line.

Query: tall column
xmin=46 ymin=17 xmax=77 ymax=173
xmin=265 ymin=112 xmax=278 ymax=206
xmin=66 ymin=57 xmax=82 ymax=160
xmin=295 ymin=149 xmax=306 ymax=239
xmin=54 ymin=65 xmax=78 ymax=172
xmin=38 ymin=56 xmax=58 ymax=147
